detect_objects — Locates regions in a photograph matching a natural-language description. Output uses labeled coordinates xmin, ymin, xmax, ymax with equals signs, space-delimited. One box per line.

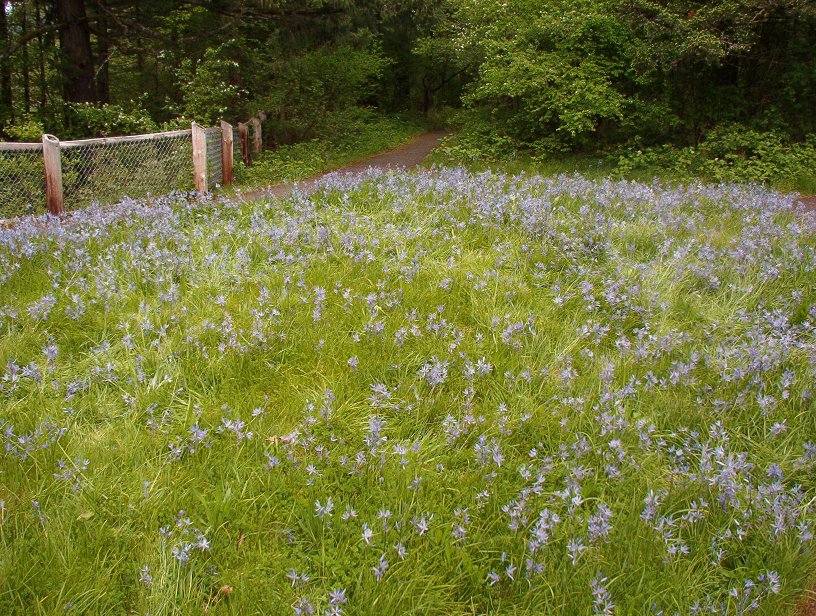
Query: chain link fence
xmin=230 ymin=126 xmax=253 ymax=183
xmin=205 ymin=128 xmax=222 ymax=189
xmin=61 ymin=131 xmax=194 ymax=211
xmin=233 ymin=127 xmax=242 ymax=168
xmin=249 ymin=120 xmax=260 ymax=154
xmin=0 ymin=143 xmax=46 ymax=218
xmin=1 ymin=116 xmax=264 ymax=219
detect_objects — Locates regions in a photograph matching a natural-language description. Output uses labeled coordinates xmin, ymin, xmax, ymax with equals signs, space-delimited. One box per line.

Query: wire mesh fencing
xmin=249 ymin=120 xmax=259 ymax=154
xmin=0 ymin=115 xmax=263 ymax=219
xmin=231 ymin=126 xmax=252 ymax=184
xmin=61 ymin=130 xmax=194 ymax=211
xmin=232 ymin=127 xmax=242 ymax=167
xmin=205 ymin=128 xmax=222 ymax=189
xmin=0 ymin=143 xmax=46 ymax=218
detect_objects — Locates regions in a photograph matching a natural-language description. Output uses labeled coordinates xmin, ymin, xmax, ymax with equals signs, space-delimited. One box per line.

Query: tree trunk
xmin=95 ymin=0 xmax=109 ymax=102
xmin=0 ymin=0 xmax=13 ymax=125
xmin=55 ymin=0 xmax=96 ymax=103
xmin=134 ymin=2 xmax=143 ymax=83
xmin=36 ymin=0 xmax=47 ymax=109
xmin=21 ymin=3 xmax=31 ymax=113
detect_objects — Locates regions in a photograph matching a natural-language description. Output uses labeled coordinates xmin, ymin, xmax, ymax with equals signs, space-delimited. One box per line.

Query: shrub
xmin=253 ymin=34 xmax=390 ymax=144
xmin=175 ymin=43 xmax=247 ymax=126
xmin=3 ymin=116 xmax=46 ymax=142
xmin=614 ymin=126 xmax=816 ymax=190
xmin=63 ymin=102 xmax=158 ymax=139
xmin=235 ymin=109 xmax=425 ymax=185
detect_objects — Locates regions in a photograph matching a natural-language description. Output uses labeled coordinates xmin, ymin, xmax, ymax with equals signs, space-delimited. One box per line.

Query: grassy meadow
xmin=1 ymin=167 xmax=815 ymax=614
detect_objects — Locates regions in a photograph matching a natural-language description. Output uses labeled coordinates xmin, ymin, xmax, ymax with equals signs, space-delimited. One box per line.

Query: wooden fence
xmin=0 ymin=114 xmax=265 ymax=218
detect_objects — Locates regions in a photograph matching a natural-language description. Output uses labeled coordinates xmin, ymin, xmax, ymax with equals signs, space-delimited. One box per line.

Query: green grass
xmin=232 ymin=110 xmax=428 ymax=189
xmin=428 ymin=133 xmax=816 ymax=195
xmin=1 ymin=167 xmax=815 ymax=614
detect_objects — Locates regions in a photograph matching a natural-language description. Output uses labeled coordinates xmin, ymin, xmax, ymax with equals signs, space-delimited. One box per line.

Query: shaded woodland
xmin=0 ymin=0 xmax=814 ymax=155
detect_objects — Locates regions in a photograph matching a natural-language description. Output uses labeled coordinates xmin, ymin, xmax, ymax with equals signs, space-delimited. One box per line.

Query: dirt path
xmin=798 ymin=195 xmax=816 ymax=215
xmin=235 ymin=130 xmax=448 ymax=202
xmin=235 ymin=137 xmax=816 ymax=224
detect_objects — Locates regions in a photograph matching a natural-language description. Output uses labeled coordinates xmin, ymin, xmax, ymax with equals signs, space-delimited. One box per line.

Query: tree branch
xmin=96 ymin=2 xmax=244 ymax=44
xmin=177 ymin=0 xmax=348 ymax=20
xmin=1 ymin=18 xmax=94 ymax=60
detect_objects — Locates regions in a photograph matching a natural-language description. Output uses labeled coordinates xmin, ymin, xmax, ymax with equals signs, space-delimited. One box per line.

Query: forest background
xmin=0 ymin=0 xmax=814 ymax=189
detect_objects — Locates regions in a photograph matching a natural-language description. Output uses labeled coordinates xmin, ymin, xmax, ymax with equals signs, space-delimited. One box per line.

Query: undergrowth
xmin=431 ymin=123 xmax=816 ymax=194
xmin=233 ymin=109 xmax=427 ymax=187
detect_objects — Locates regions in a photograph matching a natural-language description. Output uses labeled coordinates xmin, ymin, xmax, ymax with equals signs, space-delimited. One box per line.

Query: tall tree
xmin=94 ymin=0 xmax=108 ymax=102
xmin=20 ymin=1 xmax=31 ymax=113
xmin=0 ymin=1 xmax=13 ymax=124
xmin=55 ymin=0 xmax=96 ymax=102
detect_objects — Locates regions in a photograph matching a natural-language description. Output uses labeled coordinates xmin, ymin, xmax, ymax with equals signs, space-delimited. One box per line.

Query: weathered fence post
xmin=220 ymin=121 xmax=234 ymax=185
xmin=250 ymin=117 xmax=262 ymax=153
xmin=42 ymin=134 xmax=64 ymax=215
xmin=191 ymin=122 xmax=207 ymax=193
xmin=238 ymin=122 xmax=250 ymax=167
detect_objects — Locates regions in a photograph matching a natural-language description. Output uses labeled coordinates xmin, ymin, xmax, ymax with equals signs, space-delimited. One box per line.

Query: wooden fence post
xmin=42 ymin=134 xmax=64 ymax=215
xmin=238 ymin=122 xmax=250 ymax=167
xmin=250 ymin=117 xmax=262 ymax=153
xmin=191 ymin=122 xmax=207 ymax=193
xmin=220 ymin=120 xmax=234 ymax=185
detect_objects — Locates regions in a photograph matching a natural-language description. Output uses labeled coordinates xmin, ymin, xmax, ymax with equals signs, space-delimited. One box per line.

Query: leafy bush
xmin=429 ymin=112 xmax=518 ymax=162
xmin=615 ymin=126 xmax=816 ymax=190
xmin=0 ymin=152 xmax=45 ymax=218
xmin=3 ymin=117 xmax=46 ymax=142
xmin=434 ymin=0 xmax=634 ymax=152
xmin=468 ymin=49 xmax=625 ymax=151
xmin=235 ymin=109 xmax=426 ymax=185
xmin=253 ymin=34 xmax=390 ymax=144
xmin=426 ymin=0 xmax=816 ymax=156
xmin=175 ymin=43 xmax=247 ymax=125
xmin=62 ymin=103 xmax=158 ymax=139
xmin=424 ymin=106 xmax=459 ymax=131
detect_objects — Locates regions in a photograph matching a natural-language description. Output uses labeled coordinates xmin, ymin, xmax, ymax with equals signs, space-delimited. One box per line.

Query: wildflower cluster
xmin=1 ymin=168 xmax=815 ymax=613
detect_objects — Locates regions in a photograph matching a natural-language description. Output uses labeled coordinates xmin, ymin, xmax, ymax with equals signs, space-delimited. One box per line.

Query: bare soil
xmin=235 ymin=130 xmax=449 ymax=202
xmin=798 ymin=195 xmax=816 ymax=215
xmin=799 ymin=594 xmax=816 ymax=616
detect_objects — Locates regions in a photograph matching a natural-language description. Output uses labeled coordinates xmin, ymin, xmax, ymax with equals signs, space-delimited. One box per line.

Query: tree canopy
xmin=0 ymin=0 xmax=814 ymax=152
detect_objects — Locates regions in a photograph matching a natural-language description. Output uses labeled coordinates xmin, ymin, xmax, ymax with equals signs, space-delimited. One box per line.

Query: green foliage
xmin=235 ymin=109 xmax=426 ymax=185
xmin=408 ymin=2 xmax=476 ymax=113
xmin=423 ymin=106 xmax=459 ymax=131
xmin=455 ymin=0 xmax=629 ymax=151
xmin=175 ymin=44 xmax=247 ymax=126
xmin=253 ymin=34 xmax=391 ymax=144
xmin=469 ymin=50 xmax=624 ymax=150
xmin=0 ymin=152 xmax=44 ymax=218
xmin=430 ymin=113 xmax=519 ymax=162
xmin=3 ymin=117 xmax=46 ymax=142
xmin=436 ymin=122 xmax=816 ymax=194
xmin=63 ymin=103 xmax=159 ymax=140
xmin=2 ymin=0 xmax=815 ymax=201
xmin=615 ymin=126 xmax=816 ymax=191
xmin=423 ymin=0 xmax=816 ymax=157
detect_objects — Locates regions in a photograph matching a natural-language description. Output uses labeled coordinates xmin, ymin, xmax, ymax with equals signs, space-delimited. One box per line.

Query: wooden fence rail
xmin=0 ymin=113 xmax=266 ymax=217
